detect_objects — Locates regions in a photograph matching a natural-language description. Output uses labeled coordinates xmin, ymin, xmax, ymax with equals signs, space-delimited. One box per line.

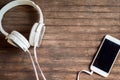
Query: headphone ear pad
xmin=29 ymin=23 xmax=45 ymax=47
xmin=6 ymin=31 xmax=30 ymax=51
xmin=29 ymin=23 xmax=38 ymax=46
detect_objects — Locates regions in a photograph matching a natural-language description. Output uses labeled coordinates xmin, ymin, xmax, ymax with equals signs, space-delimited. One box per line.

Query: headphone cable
xmin=77 ymin=70 xmax=93 ymax=80
xmin=34 ymin=46 xmax=46 ymax=80
xmin=26 ymin=50 xmax=39 ymax=80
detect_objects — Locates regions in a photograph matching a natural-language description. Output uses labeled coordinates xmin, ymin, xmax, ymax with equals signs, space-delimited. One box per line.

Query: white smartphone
xmin=90 ymin=35 xmax=120 ymax=77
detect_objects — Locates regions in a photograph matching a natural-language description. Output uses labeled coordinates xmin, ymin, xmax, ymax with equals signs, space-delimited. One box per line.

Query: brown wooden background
xmin=0 ymin=0 xmax=120 ymax=80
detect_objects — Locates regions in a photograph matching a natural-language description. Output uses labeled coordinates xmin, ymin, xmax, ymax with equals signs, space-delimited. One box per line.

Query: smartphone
xmin=90 ymin=35 xmax=120 ymax=77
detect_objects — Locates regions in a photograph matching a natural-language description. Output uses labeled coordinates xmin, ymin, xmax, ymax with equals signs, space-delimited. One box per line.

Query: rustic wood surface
xmin=0 ymin=0 xmax=120 ymax=80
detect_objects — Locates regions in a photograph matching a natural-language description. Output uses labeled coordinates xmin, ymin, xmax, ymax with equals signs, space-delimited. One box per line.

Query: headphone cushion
xmin=7 ymin=34 xmax=26 ymax=50
xmin=7 ymin=31 xmax=30 ymax=51
xmin=12 ymin=31 xmax=30 ymax=48
xmin=29 ymin=23 xmax=45 ymax=47
xmin=29 ymin=23 xmax=38 ymax=46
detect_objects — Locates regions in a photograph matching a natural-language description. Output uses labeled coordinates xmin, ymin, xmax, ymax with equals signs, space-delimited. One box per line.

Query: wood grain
xmin=0 ymin=0 xmax=120 ymax=80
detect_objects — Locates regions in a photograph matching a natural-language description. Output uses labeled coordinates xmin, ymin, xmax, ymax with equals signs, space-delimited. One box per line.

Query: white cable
xmin=34 ymin=46 xmax=46 ymax=80
xmin=77 ymin=70 xmax=93 ymax=80
xmin=26 ymin=50 xmax=39 ymax=80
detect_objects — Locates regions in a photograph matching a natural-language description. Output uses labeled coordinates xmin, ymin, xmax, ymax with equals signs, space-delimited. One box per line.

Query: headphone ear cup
xmin=6 ymin=31 xmax=30 ymax=52
xmin=29 ymin=23 xmax=38 ymax=46
xmin=7 ymin=34 xmax=20 ymax=47
xmin=36 ymin=25 xmax=45 ymax=47
xmin=29 ymin=23 xmax=45 ymax=47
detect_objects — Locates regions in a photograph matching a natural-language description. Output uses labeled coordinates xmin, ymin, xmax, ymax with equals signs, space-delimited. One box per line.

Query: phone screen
xmin=93 ymin=39 xmax=120 ymax=72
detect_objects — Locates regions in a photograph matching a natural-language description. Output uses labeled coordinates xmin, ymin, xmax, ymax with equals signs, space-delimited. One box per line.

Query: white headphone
xmin=0 ymin=0 xmax=45 ymax=52
xmin=0 ymin=0 xmax=46 ymax=80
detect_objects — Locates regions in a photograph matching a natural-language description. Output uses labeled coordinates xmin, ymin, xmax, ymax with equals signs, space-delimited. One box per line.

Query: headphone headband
xmin=0 ymin=0 xmax=44 ymax=36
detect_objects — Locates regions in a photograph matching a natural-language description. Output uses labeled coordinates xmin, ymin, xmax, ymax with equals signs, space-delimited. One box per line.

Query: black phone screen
xmin=93 ymin=39 xmax=120 ymax=72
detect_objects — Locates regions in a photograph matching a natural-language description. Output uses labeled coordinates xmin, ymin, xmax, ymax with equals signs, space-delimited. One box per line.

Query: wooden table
xmin=0 ymin=0 xmax=120 ymax=80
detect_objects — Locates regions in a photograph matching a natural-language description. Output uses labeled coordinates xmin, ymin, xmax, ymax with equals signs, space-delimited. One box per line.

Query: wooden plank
xmin=4 ymin=12 xmax=120 ymax=19
xmin=2 ymin=25 xmax=120 ymax=34
xmin=1 ymin=4 xmax=119 ymax=13
xmin=45 ymin=19 xmax=120 ymax=26
xmin=44 ymin=33 xmax=120 ymax=41
xmin=36 ymin=0 xmax=120 ymax=6
xmin=3 ymin=18 xmax=120 ymax=26
xmin=10 ymin=6 xmax=120 ymax=13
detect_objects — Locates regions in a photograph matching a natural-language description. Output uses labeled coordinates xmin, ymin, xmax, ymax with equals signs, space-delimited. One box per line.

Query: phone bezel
xmin=90 ymin=35 xmax=120 ymax=77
